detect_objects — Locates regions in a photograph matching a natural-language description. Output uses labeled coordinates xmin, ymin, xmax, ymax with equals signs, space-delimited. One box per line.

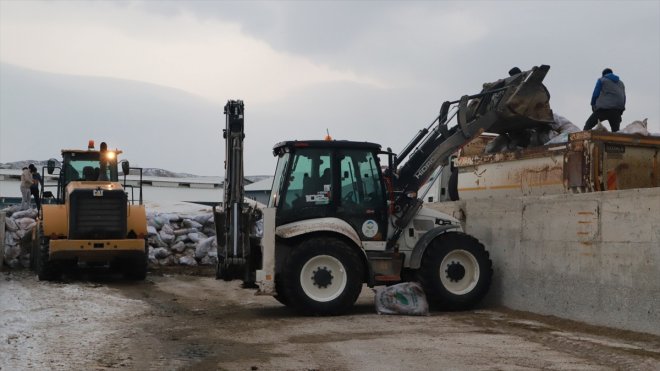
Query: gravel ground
xmin=1 ymin=268 xmax=659 ymax=371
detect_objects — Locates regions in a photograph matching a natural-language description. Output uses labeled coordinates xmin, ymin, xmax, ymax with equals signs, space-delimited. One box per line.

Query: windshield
xmin=268 ymin=152 xmax=290 ymax=208
xmin=63 ymin=151 xmax=119 ymax=184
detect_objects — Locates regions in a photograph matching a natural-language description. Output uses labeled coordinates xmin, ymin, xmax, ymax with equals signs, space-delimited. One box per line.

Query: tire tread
xmin=281 ymin=236 xmax=364 ymax=316
xmin=418 ymin=231 xmax=492 ymax=310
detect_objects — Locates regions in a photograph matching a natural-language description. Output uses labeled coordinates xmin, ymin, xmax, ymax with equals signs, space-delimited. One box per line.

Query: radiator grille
xmin=69 ymin=189 xmax=127 ymax=239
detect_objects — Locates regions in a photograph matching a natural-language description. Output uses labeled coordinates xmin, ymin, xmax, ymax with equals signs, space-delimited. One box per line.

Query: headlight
xmin=106 ymin=151 xmax=116 ymax=160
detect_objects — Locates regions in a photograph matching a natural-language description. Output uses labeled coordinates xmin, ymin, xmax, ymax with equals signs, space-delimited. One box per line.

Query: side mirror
xmin=47 ymin=159 xmax=56 ymax=174
xmin=121 ymin=161 xmax=130 ymax=175
xmin=43 ymin=191 xmax=54 ymax=199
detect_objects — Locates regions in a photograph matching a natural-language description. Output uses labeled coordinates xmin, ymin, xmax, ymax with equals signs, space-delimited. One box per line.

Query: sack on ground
xmin=374 ymin=282 xmax=429 ymax=316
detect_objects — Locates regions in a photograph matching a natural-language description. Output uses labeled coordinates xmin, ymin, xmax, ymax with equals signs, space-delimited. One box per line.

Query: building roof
xmin=245 ymin=177 xmax=274 ymax=191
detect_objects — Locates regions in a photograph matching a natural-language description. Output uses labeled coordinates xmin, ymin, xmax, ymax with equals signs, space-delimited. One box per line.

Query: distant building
xmin=0 ymin=168 xmax=223 ymax=208
xmin=245 ymin=177 xmax=274 ymax=205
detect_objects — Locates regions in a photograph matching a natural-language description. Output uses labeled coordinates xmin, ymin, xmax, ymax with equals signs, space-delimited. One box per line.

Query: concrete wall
xmin=429 ymin=188 xmax=660 ymax=336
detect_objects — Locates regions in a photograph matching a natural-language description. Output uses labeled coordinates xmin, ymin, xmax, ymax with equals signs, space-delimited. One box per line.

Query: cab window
xmin=340 ymin=150 xmax=384 ymax=209
xmin=280 ymin=148 xmax=332 ymax=211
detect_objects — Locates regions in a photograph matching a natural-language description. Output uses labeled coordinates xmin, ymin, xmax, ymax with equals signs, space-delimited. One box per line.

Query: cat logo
xmin=93 ymin=189 xmax=104 ymax=197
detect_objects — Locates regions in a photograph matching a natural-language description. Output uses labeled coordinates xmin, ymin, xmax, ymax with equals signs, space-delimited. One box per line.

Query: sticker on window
xmin=306 ymin=192 xmax=329 ymax=203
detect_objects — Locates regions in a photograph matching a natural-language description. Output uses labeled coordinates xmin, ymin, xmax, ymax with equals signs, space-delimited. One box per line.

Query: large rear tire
xmin=281 ymin=237 xmax=364 ymax=316
xmin=418 ymin=232 xmax=492 ymax=310
xmin=36 ymin=224 xmax=60 ymax=281
xmin=123 ymin=254 xmax=147 ymax=280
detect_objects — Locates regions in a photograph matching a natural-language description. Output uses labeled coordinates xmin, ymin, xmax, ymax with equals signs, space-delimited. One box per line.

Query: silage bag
xmin=374 ymin=282 xmax=429 ymax=316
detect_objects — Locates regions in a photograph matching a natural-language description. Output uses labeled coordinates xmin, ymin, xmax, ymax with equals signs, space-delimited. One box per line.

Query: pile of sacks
xmin=2 ymin=207 xmax=38 ymax=268
xmin=146 ymin=212 xmax=218 ymax=267
xmin=1 ymin=207 xmax=219 ymax=268
xmin=485 ymin=113 xmax=581 ymax=154
xmin=485 ymin=116 xmax=656 ymax=154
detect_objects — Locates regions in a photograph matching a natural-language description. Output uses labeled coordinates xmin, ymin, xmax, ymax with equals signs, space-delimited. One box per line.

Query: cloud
xmin=0 ymin=1 xmax=385 ymax=106
xmin=124 ymin=1 xmax=660 ymax=133
xmin=0 ymin=0 xmax=658 ymax=178
xmin=0 ymin=64 xmax=225 ymax=175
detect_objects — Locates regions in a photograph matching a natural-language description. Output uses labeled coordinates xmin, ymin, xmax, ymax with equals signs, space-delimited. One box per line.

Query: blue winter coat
xmin=591 ymin=73 xmax=626 ymax=110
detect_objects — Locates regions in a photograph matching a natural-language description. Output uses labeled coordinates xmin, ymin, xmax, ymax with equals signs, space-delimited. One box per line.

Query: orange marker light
xmin=88 ymin=140 xmax=95 ymax=150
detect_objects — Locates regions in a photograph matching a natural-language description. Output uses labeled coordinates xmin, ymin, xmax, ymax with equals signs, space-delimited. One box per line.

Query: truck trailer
xmin=449 ymin=131 xmax=660 ymax=200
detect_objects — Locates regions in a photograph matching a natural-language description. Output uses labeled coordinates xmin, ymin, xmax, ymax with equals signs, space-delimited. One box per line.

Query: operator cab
xmin=45 ymin=141 xmax=128 ymax=204
xmin=270 ymin=140 xmax=389 ymax=241
xmin=60 ymin=150 xmax=120 ymax=186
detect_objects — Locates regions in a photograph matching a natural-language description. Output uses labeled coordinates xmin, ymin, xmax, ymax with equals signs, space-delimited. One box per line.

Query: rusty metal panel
xmin=603 ymin=146 xmax=660 ymax=190
xmin=459 ymin=134 xmax=498 ymax=157
xmin=457 ymin=151 xmax=565 ymax=199
xmin=454 ymin=132 xmax=660 ymax=200
xmin=565 ymin=151 xmax=585 ymax=188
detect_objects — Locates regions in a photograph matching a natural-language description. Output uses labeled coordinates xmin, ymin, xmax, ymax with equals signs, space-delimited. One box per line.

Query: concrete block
xmin=430 ymin=187 xmax=660 ymax=335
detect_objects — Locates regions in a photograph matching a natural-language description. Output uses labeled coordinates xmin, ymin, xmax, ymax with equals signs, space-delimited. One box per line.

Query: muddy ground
xmin=1 ymin=268 xmax=659 ymax=371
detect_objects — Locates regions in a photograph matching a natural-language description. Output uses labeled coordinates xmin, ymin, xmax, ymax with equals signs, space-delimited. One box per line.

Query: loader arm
xmin=389 ymin=65 xmax=552 ymax=245
xmin=215 ymin=100 xmax=262 ymax=283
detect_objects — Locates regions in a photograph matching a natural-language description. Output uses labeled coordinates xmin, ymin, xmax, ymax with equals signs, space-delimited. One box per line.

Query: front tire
xmin=418 ymin=232 xmax=492 ymax=310
xmin=123 ymin=252 xmax=147 ymax=280
xmin=274 ymin=274 xmax=289 ymax=305
xmin=281 ymin=237 xmax=364 ymax=316
xmin=36 ymin=224 xmax=60 ymax=281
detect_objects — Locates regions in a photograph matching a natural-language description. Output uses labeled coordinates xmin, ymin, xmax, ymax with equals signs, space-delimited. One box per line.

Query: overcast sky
xmin=1 ymin=0 xmax=658 ymax=176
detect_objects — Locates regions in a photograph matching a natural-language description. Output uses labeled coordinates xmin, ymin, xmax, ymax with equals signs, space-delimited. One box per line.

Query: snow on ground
xmin=0 ymin=271 xmax=150 ymax=370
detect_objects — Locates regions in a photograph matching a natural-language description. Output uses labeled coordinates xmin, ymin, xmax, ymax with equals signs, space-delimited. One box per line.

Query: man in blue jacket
xmin=584 ymin=68 xmax=626 ymax=132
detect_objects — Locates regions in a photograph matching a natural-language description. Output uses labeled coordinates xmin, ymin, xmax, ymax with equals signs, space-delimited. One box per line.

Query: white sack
xmin=182 ymin=219 xmax=203 ymax=229
xmin=195 ymin=236 xmax=216 ymax=259
xmin=147 ymin=226 xmax=158 ymax=237
xmin=5 ymin=217 xmax=19 ymax=232
xmin=153 ymin=247 xmax=171 ymax=259
xmin=11 ymin=209 xmax=38 ymax=219
xmin=193 ymin=214 xmax=213 ymax=226
xmin=374 ymin=282 xmax=429 ymax=316
xmin=550 ymin=114 xmax=581 ymax=134
xmin=171 ymin=241 xmax=186 ymax=253
xmin=179 ymin=256 xmax=197 ymax=266
xmin=620 ymin=119 xmax=650 ymax=136
xmin=159 ymin=230 xmax=175 ymax=245
xmin=16 ymin=218 xmax=36 ymax=231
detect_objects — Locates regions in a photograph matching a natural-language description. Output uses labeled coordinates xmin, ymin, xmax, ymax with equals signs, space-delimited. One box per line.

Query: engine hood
xmin=66 ymin=181 xmax=125 ymax=196
xmin=416 ymin=205 xmax=462 ymax=226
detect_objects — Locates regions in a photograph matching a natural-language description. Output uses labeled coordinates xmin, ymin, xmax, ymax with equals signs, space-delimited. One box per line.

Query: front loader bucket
xmin=471 ymin=65 xmax=554 ymax=134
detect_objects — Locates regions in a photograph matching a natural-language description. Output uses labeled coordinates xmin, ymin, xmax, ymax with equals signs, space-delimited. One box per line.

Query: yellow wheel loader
xmin=31 ymin=141 xmax=148 ymax=281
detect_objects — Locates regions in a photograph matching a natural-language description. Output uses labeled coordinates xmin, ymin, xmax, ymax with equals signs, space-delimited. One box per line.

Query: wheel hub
xmin=312 ymin=266 xmax=334 ymax=288
xmin=445 ymin=261 xmax=466 ymax=282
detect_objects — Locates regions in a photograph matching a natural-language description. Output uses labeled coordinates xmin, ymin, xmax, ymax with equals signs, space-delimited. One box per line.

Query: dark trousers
xmin=584 ymin=108 xmax=623 ymax=132
xmin=30 ymin=187 xmax=41 ymax=212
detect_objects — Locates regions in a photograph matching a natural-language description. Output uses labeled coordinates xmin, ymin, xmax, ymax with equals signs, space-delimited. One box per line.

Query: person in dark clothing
xmin=28 ymin=164 xmax=42 ymax=212
xmin=584 ymin=68 xmax=626 ymax=132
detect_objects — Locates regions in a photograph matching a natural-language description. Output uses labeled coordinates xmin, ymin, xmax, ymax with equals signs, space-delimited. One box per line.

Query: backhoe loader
xmin=216 ymin=65 xmax=553 ymax=314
